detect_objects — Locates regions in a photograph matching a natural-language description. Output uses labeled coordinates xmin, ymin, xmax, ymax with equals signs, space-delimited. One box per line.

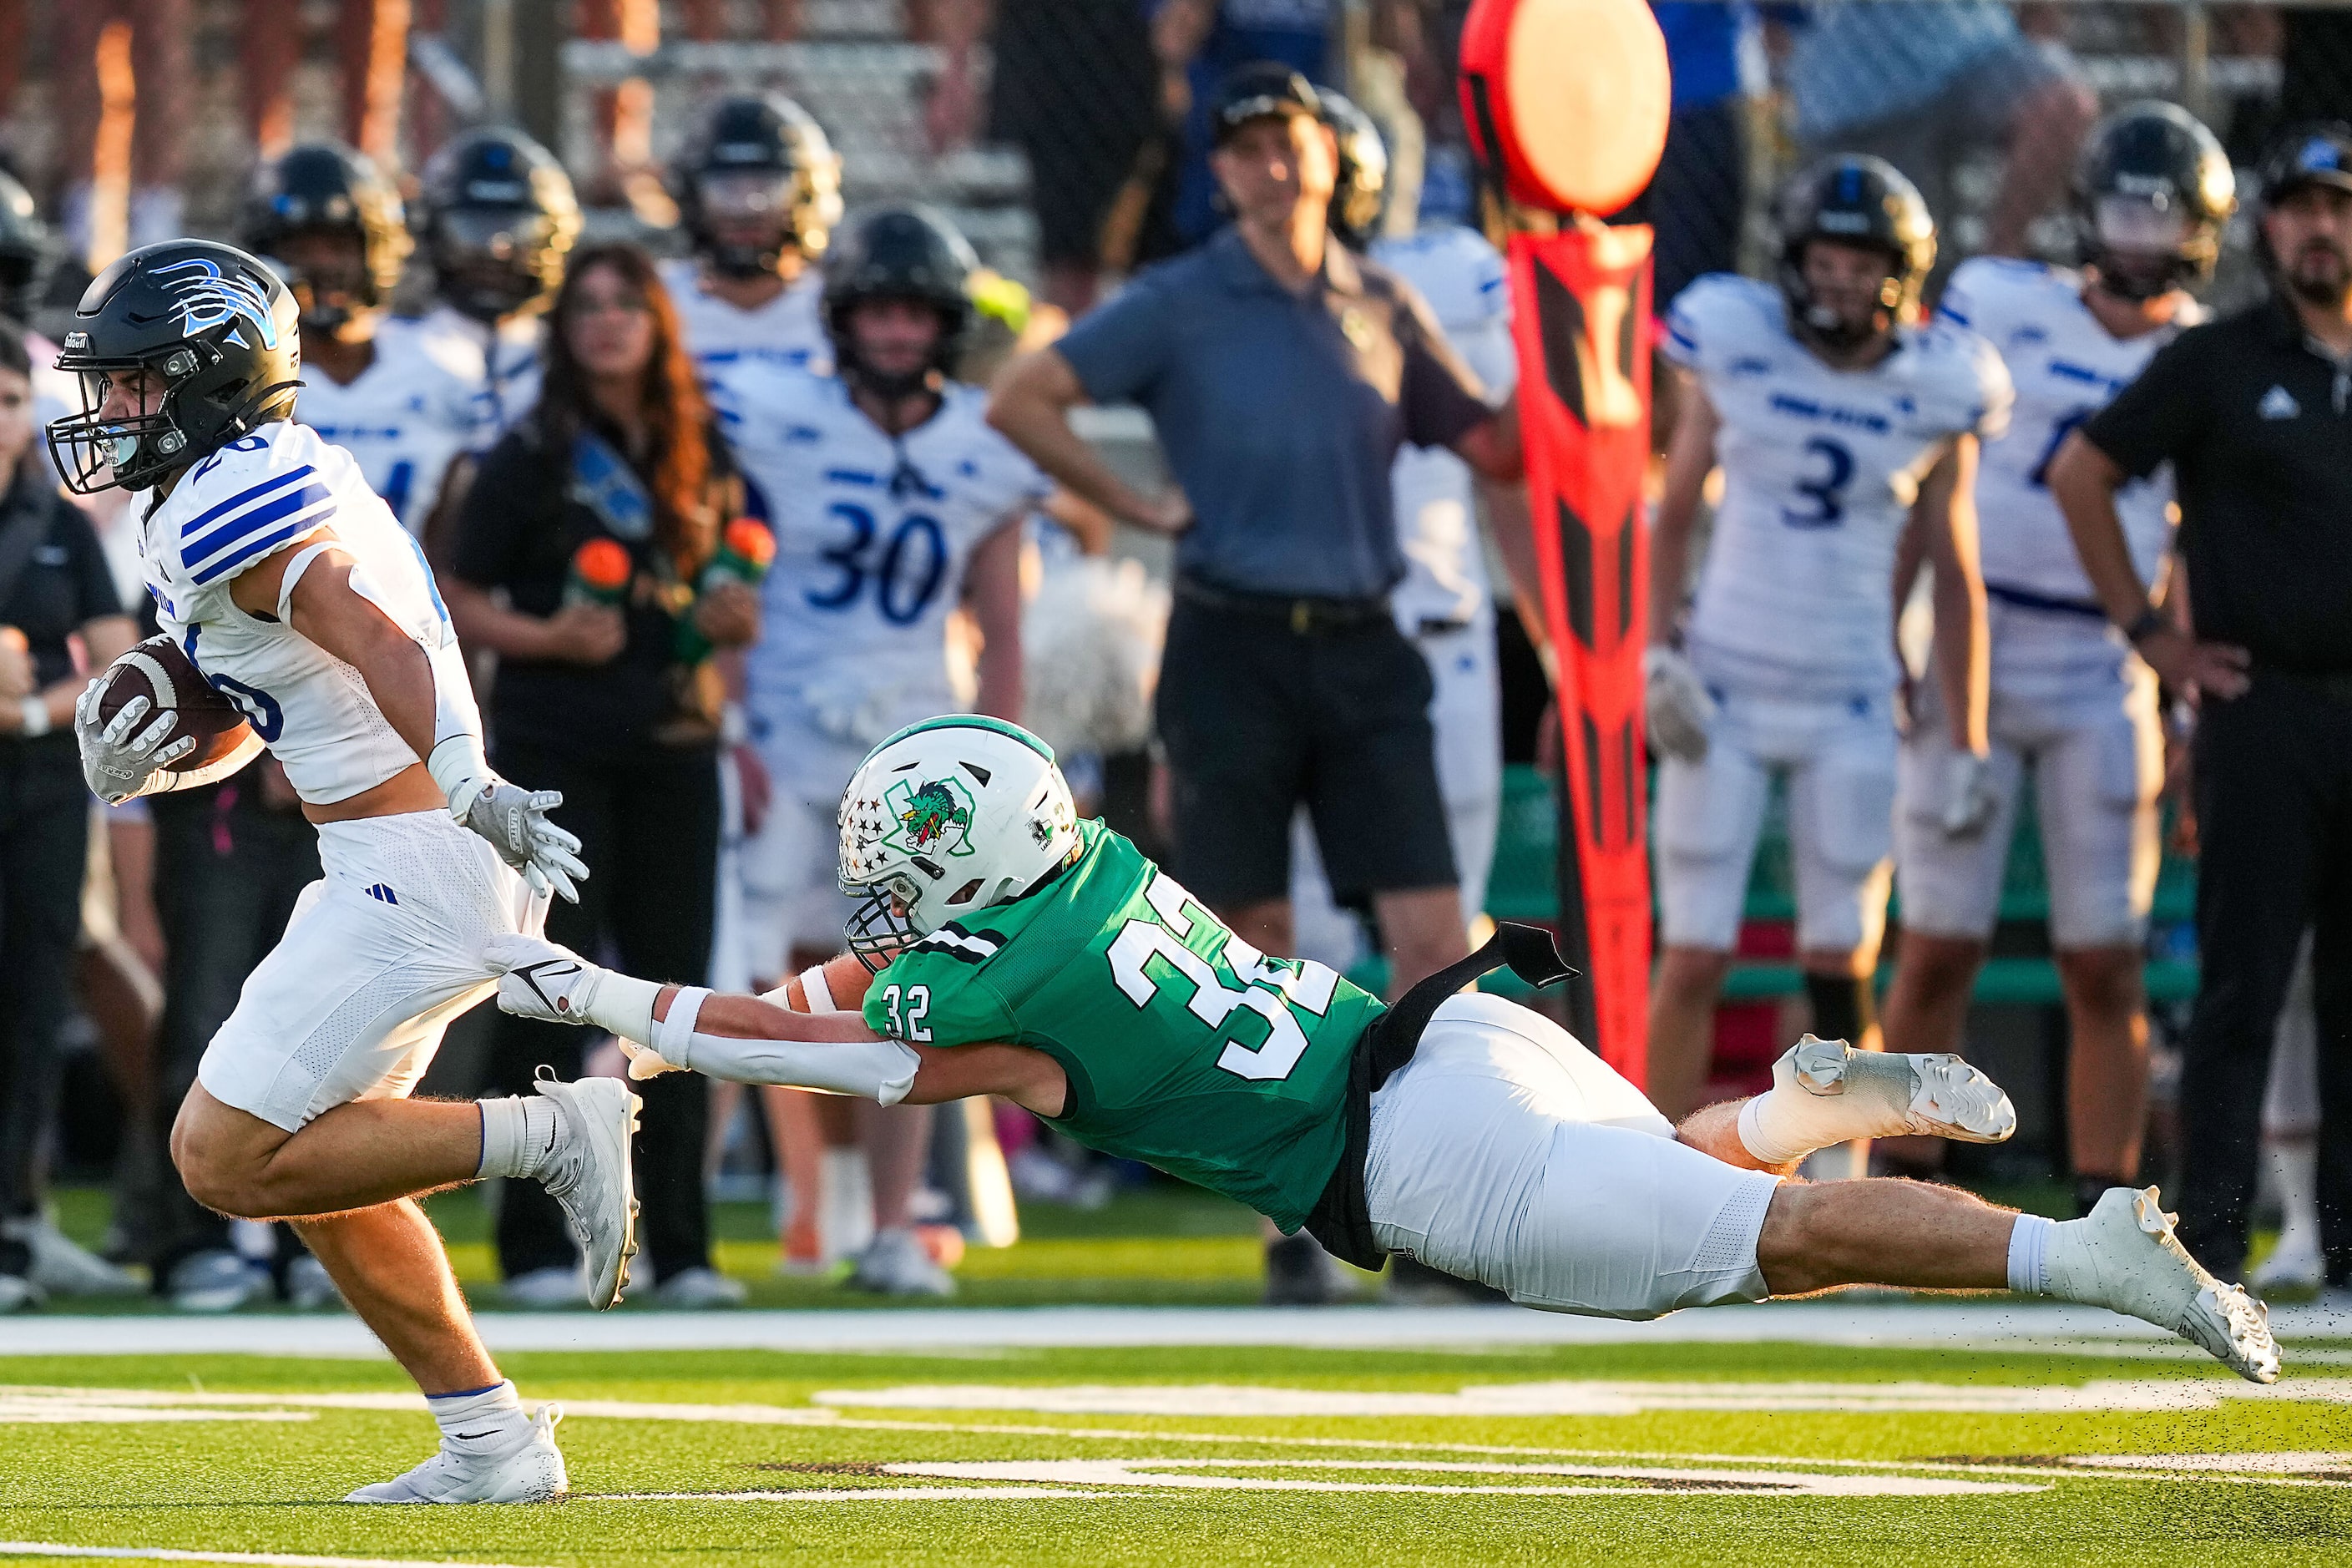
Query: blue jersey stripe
xmin=180 ymin=465 xmax=317 ymax=543
xmin=186 ymin=488 xmax=335 ymax=582
xmin=187 ymin=507 xmax=331 ymax=585
xmin=185 ymin=481 xmax=334 ymax=569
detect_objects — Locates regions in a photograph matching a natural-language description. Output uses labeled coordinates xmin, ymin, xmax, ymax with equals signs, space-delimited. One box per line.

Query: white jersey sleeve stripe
xmin=186 ymin=483 xmax=336 ymax=584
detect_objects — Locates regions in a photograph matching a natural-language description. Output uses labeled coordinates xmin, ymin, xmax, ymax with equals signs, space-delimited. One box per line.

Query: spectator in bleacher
xmin=988 ymin=63 xmax=1526 ymax=1302
xmin=1882 ymin=104 xmax=2234 ymax=1216
xmin=443 ymin=241 xmax=758 ymax=1310
xmin=2049 ymin=124 xmax=2352 ymax=1284
xmin=51 ymin=0 xmax=193 ymax=259
xmin=972 ymin=0 xmax=1163 ymax=311
xmin=1781 ymin=1 xmax=2097 ymax=269
xmin=0 ymin=326 xmax=139 ymax=1311
xmin=1632 ymin=2 xmax=1759 ymax=311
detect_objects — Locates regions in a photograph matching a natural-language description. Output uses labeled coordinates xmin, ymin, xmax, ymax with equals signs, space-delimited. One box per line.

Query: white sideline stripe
xmin=5 ymin=1300 xmax=2347 ymax=1357
xmin=577 ymin=1488 xmax=1138 ymax=1505
xmin=885 ymin=1458 xmax=2042 ymax=1498
xmin=0 ymin=1545 xmax=547 ymax=1568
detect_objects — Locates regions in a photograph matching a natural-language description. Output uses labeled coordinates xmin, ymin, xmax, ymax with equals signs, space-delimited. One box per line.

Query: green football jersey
xmin=863 ymin=820 xmax=1385 ymax=1229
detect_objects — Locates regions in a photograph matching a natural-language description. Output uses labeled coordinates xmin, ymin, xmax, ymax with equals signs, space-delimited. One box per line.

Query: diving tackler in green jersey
xmin=864 ymin=817 xmax=1385 ymax=1230
xmin=840 ymin=714 xmax=1577 ymax=1251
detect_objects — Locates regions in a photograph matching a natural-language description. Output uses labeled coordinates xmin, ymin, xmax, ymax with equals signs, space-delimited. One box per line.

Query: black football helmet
xmin=0 ymin=170 xmax=50 ymax=323
xmin=674 ymin=93 xmax=844 ymax=278
xmin=241 ymin=141 xmax=412 ymax=333
xmin=822 ymin=205 xmax=979 ymax=398
xmin=417 ymin=127 xmax=579 ymax=324
xmin=47 ymin=240 xmax=302 ymax=495
xmin=1319 ymin=89 xmax=1388 ymax=248
xmin=1775 ymin=154 xmax=1936 ymax=349
xmin=2073 ymin=102 xmax=2235 ymax=301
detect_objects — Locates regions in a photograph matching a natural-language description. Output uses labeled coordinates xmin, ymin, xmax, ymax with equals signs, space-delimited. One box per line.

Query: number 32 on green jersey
xmin=1106 ymin=871 xmax=1339 ymax=1083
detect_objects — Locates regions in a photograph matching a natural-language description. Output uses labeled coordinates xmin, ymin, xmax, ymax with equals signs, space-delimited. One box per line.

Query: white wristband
xmin=18 ymin=696 xmax=49 ymax=738
xmin=655 ymin=986 xmax=710 ymax=1068
xmin=797 ymin=964 xmax=837 ymax=1015
xmin=427 ymin=732 xmax=492 ymax=816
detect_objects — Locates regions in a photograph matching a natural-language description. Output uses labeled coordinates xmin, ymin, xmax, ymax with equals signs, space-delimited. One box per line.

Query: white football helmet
xmin=837 ymin=716 xmax=1080 ymax=969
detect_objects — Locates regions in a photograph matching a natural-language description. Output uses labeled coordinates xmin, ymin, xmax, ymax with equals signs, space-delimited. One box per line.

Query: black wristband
xmin=2123 ymin=606 xmax=2168 ymax=645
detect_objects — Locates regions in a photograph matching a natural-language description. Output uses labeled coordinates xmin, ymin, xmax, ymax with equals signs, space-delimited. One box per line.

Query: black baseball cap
xmin=1211 ymin=62 xmax=1322 ymax=144
xmin=2260 ymin=122 xmax=2352 ymax=204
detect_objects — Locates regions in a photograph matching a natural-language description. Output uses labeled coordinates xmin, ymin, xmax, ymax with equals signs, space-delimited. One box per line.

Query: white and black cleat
xmin=344 ymin=1405 xmax=567 ymax=1504
xmin=2053 ymin=1186 xmax=2281 ymax=1384
xmin=531 ymin=1072 xmax=640 ymax=1310
xmin=1779 ymin=1034 xmax=2017 ymax=1145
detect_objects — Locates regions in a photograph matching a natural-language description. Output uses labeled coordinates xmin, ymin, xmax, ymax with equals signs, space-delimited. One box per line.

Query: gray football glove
xmin=1940 ymin=750 xmax=2000 ymax=838
xmin=451 ymin=775 xmax=589 ymax=903
xmin=1642 ymin=645 xmax=1716 ymax=764
xmin=74 ymin=677 xmax=195 ymax=806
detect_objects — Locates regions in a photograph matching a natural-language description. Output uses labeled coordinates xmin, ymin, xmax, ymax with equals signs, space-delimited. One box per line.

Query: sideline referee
xmin=989 ymin=62 xmax=1525 ymax=990
xmin=2051 ymin=124 xmax=2352 ymax=1281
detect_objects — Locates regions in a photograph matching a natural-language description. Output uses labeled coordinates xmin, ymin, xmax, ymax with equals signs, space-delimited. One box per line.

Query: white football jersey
xmin=402 ymin=305 xmax=544 ymax=443
xmin=659 ymin=259 xmax=828 ymax=402
xmin=1663 ymin=273 xmax=2014 ymax=697
xmin=294 ymin=320 xmax=488 ymax=535
xmin=137 ymin=421 xmax=477 ymax=807
xmin=721 ymin=366 xmax=1046 ymax=762
xmin=1937 ymin=256 xmax=2192 ymax=605
xmin=1372 ymin=225 xmax=1516 ymax=630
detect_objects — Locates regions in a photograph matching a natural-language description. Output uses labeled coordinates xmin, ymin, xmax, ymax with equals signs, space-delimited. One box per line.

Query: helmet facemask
xmin=2084 ymin=191 xmax=2207 ymax=301
xmin=48 ymin=340 xmax=294 ymax=496
xmin=1788 ymin=238 xmax=1909 ymax=351
xmin=434 ymin=207 xmax=563 ymax=323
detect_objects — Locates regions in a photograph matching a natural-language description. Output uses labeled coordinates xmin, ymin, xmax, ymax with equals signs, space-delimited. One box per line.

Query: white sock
xmin=2006 ymin=1213 xmax=2056 ymax=1295
xmin=428 ymin=1378 xmax=528 ymax=1457
xmin=477 ymin=1096 xmax=562 ymax=1181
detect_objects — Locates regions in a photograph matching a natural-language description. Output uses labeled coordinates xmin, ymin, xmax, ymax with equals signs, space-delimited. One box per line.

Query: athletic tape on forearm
xmin=675 ymin=1030 xmax=921 ymax=1105
xmin=798 ymin=964 xmax=837 ymax=1014
xmin=576 ymin=967 xmax=661 ymax=1044
xmin=655 ymin=987 xmax=710 ymax=1065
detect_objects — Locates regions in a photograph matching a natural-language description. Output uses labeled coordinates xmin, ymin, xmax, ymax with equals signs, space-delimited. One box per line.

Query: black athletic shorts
xmin=1155 ymin=589 xmax=1457 ymax=909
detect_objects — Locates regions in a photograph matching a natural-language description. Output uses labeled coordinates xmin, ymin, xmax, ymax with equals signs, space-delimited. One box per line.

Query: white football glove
xmin=74 ymin=676 xmax=195 ymax=806
xmin=451 ymin=776 xmax=589 ymax=903
xmin=484 ymin=932 xmax=668 ymax=1060
xmin=1940 ymin=749 xmax=2000 ymax=838
xmin=1642 ymin=645 xmax=1717 ymax=763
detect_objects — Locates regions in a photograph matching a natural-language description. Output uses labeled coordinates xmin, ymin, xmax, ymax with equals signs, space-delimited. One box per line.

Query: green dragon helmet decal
xmin=838 ymin=716 xmax=1080 ymax=970
xmin=888 ymin=777 xmax=976 ymax=857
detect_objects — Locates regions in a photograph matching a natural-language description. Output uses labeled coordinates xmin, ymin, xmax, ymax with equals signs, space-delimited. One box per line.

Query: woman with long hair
xmin=444 ymin=243 xmax=759 ymax=1309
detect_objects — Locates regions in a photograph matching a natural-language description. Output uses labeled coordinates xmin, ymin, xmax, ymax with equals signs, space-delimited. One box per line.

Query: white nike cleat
xmin=2050 ymin=1186 xmax=2281 ymax=1384
xmin=2249 ymin=1232 xmax=2325 ymax=1298
xmin=531 ymin=1074 xmax=640 ymax=1310
xmin=1779 ymin=1034 xmax=2017 ymax=1144
xmin=847 ymin=1227 xmax=956 ymax=1298
xmin=344 ymin=1405 xmax=567 ymax=1504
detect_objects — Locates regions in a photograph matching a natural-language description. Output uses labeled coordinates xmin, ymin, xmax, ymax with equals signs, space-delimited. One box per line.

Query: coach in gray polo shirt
xmin=990 ymin=62 xmax=1524 ymax=996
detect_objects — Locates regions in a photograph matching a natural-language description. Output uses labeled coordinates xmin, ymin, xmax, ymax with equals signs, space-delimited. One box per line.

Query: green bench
xmin=1452 ymin=766 xmax=2198 ymax=1005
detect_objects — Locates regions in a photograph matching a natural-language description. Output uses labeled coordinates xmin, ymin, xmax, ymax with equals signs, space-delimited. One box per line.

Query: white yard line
xmin=0 ymin=1545 xmax=547 ymax=1568
xmin=3 ymin=1301 xmax=2346 ymax=1357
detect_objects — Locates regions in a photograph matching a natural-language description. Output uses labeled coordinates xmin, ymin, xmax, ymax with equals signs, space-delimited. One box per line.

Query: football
xmin=94 ymin=633 xmax=253 ymax=773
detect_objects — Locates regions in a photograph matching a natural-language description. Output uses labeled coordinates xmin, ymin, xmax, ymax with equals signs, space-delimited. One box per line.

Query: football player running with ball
xmin=52 ymin=241 xmax=630 ymax=1503
xmin=1644 ymin=157 xmax=2009 ymax=1132
xmin=488 ymin=715 xmax=2277 ymax=1380
xmin=1882 ymin=104 xmax=2232 ymax=1214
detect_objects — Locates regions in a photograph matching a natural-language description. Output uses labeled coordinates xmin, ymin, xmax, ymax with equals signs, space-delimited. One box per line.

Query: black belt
xmin=1302 ymin=922 xmax=1578 ymax=1271
xmin=1176 ymin=576 xmax=1392 ymax=635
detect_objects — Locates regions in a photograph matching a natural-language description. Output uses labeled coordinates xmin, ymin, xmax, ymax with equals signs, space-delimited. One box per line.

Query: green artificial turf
xmin=3 ymin=1342 xmax=2349 ymax=1565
